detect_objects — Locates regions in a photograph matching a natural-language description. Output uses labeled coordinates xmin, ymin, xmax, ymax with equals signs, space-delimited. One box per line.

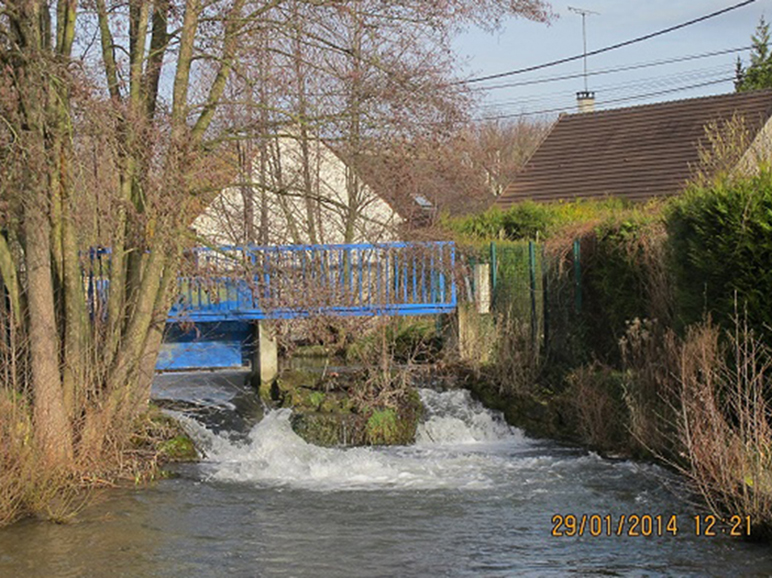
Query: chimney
xmin=576 ymin=90 xmax=595 ymax=113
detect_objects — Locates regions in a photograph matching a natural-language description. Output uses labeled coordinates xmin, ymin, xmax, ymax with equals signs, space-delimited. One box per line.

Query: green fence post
xmin=490 ymin=241 xmax=497 ymax=307
xmin=528 ymin=240 xmax=538 ymax=350
xmin=542 ymin=244 xmax=549 ymax=351
xmin=573 ymin=239 xmax=582 ymax=314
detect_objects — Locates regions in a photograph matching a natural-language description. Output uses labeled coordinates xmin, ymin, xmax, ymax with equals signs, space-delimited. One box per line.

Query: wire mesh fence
xmin=469 ymin=240 xmax=584 ymax=360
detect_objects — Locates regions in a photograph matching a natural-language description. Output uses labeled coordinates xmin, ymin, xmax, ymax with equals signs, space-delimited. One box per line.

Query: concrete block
xmin=252 ymin=321 xmax=278 ymax=387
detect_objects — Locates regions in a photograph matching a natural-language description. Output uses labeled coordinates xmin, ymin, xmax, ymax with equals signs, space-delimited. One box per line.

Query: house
xmin=193 ymin=130 xmax=404 ymax=247
xmin=497 ymin=90 xmax=772 ymax=208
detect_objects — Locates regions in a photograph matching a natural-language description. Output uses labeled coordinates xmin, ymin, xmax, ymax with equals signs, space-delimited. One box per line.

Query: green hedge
xmin=666 ymin=172 xmax=772 ymax=338
xmin=579 ymin=219 xmax=657 ymax=364
xmin=444 ymin=198 xmax=643 ymax=242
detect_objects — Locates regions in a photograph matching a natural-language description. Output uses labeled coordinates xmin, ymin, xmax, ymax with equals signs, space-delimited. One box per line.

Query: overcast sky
xmin=453 ymin=0 xmax=771 ymax=121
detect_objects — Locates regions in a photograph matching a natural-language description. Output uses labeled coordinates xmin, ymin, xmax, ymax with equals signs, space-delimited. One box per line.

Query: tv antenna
xmin=568 ymin=6 xmax=600 ymax=93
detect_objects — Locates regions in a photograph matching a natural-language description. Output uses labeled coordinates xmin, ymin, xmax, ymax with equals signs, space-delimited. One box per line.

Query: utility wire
xmin=476 ymin=77 xmax=736 ymax=121
xmin=474 ymin=45 xmax=751 ymax=91
xmin=479 ymin=65 xmax=733 ymax=109
xmin=459 ymin=0 xmax=757 ymax=85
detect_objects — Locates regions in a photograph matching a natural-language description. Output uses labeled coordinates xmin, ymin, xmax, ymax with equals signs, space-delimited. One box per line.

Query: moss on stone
xmin=157 ymin=435 xmax=198 ymax=461
xmin=290 ymin=412 xmax=364 ymax=447
xmin=272 ymin=367 xmax=424 ymax=447
xmin=366 ymin=409 xmax=398 ymax=444
xmin=463 ymin=372 xmax=575 ymax=443
xmin=293 ymin=345 xmax=331 ymax=358
xmin=131 ymin=405 xmax=199 ymax=464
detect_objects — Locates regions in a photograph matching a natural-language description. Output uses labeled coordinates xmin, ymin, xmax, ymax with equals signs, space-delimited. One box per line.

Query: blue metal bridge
xmin=87 ymin=241 xmax=458 ymax=371
xmin=169 ymin=241 xmax=457 ymax=322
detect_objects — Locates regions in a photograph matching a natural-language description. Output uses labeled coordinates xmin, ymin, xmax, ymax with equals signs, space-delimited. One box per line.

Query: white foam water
xmin=416 ymin=388 xmax=519 ymax=445
xmin=180 ymin=388 xmax=534 ymax=492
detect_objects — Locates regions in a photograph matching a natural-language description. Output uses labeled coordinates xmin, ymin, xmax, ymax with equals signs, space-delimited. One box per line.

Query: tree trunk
xmin=26 ymin=192 xmax=74 ymax=467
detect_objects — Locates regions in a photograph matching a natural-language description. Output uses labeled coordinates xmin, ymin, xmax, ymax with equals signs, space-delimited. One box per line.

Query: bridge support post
xmin=474 ymin=263 xmax=491 ymax=314
xmin=457 ymin=304 xmax=476 ymax=361
xmin=251 ymin=321 xmax=278 ymax=387
xmin=445 ymin=303 xmax=493 ymax=364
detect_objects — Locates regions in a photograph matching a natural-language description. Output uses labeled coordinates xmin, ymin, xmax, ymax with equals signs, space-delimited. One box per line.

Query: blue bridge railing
xmin=86 ymin=242 xmax=457 ymax=322
xmin=170 ymin=241 xmax=456 ymax=321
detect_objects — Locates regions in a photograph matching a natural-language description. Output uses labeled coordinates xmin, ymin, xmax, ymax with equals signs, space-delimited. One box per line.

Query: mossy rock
xmin=366 ymin=409 xmax=399 ymax=444
xmin=131 ymin=406 xmax=199 ymax=463
xmin=290 ymin=412 xmax=365 ymax=447
xmin=277 ymin=369 xmax=319 ymax=391
xmin=274 ymin=368 xmax=424 ymax=447
xmin=287 ymin=388 xmax=325 ymax=411
xmin=362 ymin=391 xmax=423 ymax=446
xmin=259 ymin=369 xmax=320 ymax=408
xmin=320 ymin=394 xmax=353 ymax=414
xmin=464 ymin=375 xmax=576 ymax=442
xmin=293 ymin=345 xmax=331 ymax=358
xmin=158 ymin=435 xmax=198 ymax=461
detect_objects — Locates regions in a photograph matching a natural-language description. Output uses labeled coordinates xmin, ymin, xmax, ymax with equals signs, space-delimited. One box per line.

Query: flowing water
xmin=2 ymin=371 xmax=772 ymax=577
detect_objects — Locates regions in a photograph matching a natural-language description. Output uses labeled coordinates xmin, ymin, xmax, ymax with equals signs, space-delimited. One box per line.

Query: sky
xmin=452 ymin=0 xmax=772 ymax=122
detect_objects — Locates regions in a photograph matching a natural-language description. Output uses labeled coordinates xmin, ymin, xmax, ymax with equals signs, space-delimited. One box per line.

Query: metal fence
xmin=478 ymin=240 xmax=583 ymax=353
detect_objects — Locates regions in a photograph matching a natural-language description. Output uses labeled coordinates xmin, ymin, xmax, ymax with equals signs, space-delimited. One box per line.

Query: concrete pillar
xmin=474 ymin=263 xmax=491 ymax=314
xmin=452 ymin=303 xmax=492 ymax=364
xmin=457 ymin=305 xmax=474 ymax=361
xmin=251 ymin=320 xmax=278 ymax=387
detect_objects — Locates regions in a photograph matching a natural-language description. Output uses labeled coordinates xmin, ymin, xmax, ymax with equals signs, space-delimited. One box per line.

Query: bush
xmin=566 ymin=364 xmax=630 ymax=452
xmin=443 ymin=202 xmax=553 ymax=241
xmin=445 ymin=198 xmax=647 ymax=242
xmin=574 ymin=216 xmax=669 ymax=365
xmin=674 ymin=320 xmax=772 ymax=538
xmin=667 ymin=172 xmax=772 ymax=340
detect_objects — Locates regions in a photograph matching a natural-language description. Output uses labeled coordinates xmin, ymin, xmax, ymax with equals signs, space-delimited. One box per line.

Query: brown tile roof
xmin=497 ymin=90 xmax=772 ymax=208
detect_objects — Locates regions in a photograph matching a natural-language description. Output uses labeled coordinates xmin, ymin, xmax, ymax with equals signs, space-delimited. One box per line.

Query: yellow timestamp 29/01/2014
xmin=551 ymin=513 xmax=752 ymax=538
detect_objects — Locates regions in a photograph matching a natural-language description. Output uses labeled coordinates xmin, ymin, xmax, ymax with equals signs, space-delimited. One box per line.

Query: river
xmin=1 ymin=371 xmax=772 ymax=577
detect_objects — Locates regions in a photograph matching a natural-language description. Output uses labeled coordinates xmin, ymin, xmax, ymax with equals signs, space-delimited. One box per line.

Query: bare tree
xmin=0 ymin=0 xmax=550 ymax=472
xmin=194 ymin=0 xmax=552 ymax=245
xmin=1 ymin=0 xmax=283 ymax=467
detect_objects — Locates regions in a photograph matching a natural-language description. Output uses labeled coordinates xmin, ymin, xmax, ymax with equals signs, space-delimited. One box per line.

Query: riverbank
xmin=444 ymin=182 xmax=772 ymax=539
xmin=0 ymin=399 xmax=196 ymax=527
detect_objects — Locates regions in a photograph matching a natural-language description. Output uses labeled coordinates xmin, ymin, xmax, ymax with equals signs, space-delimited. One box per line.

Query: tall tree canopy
xmin=736 ymin=16 xmax=772 ymax=92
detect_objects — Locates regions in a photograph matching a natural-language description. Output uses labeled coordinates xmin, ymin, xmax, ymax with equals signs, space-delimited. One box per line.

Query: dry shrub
xmin=0 ymin=321 xmax=182 ymax=527
xmin=0 ymin=392 xmax=88 ymax=525
xmin=676 ymin=320 xmax=772 ymax=534
xmin=691 ymin=113 xmax=754 ymax=186
xmin=567 ymin=363 xmax=629 ymax=451
xmin=619 ymin=318 xmax=681 ymax=458
xmin=613 ymin=310 xmax=772 ymax=533
xmin=489 ymin=308 xmax=540 ymax=395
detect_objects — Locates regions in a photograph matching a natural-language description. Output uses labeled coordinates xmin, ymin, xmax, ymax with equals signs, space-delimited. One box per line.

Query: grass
xmin=0 ymin=397 xmax=196 ymax=527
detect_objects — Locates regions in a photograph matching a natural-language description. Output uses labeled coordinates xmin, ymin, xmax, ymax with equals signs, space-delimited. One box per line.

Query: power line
xmin=475 ymin=77 xmax=736 ymax=121
xmin=479 ymin=65 xmax=733 ymax=109
xmin=474 ymin=45 xmax=751 ymax=91
xmin=458 ymin=0 xmax=757 ymax=85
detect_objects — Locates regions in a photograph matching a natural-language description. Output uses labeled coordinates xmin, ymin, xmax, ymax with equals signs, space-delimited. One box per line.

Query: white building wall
xmin=193 ymin=133 xmax=402 ymax=246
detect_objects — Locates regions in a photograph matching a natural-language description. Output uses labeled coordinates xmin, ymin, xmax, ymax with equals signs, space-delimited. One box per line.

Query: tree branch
xmin=95 ymin=0 xmax=121 ymax=100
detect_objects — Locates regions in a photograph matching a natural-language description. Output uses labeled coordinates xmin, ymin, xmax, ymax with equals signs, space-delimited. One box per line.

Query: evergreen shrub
xmin=666 ymin=172 xmax=772 ymax=339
